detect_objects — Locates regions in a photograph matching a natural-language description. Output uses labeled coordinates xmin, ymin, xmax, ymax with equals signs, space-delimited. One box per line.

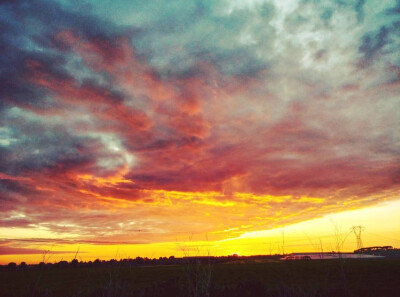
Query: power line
xmin=365 ymin=232 xmax=400 ymax=244
xmin=351 ymin=226 xmax=364 ymax=250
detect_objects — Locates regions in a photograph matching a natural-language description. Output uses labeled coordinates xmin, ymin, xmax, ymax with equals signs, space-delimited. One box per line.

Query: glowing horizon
xmin=1 ymin=199 xmax=399 ymax=264
xmin=1 ymin=0 xmax=399 ymax=264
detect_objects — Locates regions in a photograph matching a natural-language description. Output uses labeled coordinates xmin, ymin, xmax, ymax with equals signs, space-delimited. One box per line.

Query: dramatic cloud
xmin=1 ymin=0 xmax=399 ymax=251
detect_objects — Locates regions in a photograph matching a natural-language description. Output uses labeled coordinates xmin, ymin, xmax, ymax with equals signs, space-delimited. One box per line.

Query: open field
xmin=1 ymin=258 xmax=399 ymax=297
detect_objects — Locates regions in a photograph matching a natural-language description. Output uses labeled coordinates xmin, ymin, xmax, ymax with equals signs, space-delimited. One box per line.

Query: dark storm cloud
xmin=126 ymin=1 xmax=276 ymax=78
xmin=357 ymin=1 xmax=400 ymax=67
xmin=355 ymin=0 xmax=366 ymax=23
xmin=0 ymin=120 xmax=99 ymax=176
xmin=0 ymin=0 xmax=125 ymax=112
xmin=359 ymin=26 xmax=391 ymax=60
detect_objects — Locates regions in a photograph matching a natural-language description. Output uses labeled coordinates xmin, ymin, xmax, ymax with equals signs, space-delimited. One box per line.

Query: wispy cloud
xmin=1 ymin=0 xmax=399 ymax=248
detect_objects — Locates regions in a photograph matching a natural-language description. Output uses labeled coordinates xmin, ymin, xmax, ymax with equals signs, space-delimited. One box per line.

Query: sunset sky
xmin=1 ymin=0 xmax=400 ymax=264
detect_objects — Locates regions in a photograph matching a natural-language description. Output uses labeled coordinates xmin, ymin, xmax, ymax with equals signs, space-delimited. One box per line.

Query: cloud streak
xmin=1 ymin=0 xmax=399 ymax=250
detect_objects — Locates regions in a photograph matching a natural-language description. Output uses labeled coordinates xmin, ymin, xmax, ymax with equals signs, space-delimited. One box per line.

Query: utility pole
xmin=351 ymin=226 xmax=365 ymax=250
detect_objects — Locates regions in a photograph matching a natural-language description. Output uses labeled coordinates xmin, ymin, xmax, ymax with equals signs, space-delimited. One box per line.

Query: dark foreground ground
xmin=1 ymin=259 xmax=399 ymax=297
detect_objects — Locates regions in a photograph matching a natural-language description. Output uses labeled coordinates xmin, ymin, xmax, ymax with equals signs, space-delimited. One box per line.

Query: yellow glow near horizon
xmin=1 ymin=199 xmax=399 ymax=264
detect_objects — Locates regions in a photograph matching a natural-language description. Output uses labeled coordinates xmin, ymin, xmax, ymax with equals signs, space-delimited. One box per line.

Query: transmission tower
xmin=351 ymin=226 xmax=365 ymax=250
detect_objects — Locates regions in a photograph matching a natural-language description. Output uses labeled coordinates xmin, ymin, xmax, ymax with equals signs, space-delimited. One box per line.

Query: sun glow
xmin=2 ymin=199 xmax=399 ymax=264
xmin=1 ymin=0 xmax=399 ymax=268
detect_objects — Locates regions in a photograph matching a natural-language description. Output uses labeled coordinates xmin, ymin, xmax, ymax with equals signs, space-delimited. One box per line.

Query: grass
xmin=1 ymin=259 xmax=399 ymax=297
xmin=181 ymin=257 xmax=212 ymax=297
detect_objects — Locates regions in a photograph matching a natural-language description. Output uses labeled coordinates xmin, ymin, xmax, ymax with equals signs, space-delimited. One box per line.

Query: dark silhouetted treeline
xmin=1 ymin=254 xmax=282 ymax=271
